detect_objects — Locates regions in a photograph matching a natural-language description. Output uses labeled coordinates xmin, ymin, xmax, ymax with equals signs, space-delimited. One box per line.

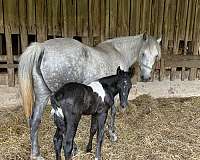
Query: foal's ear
xmin=128 ymin=67 xmax=135 ymax=78
xmin=117 ymin=66 xmax=122 ymax=75
xmin=143 ymin=32 xmax=148 ymax=41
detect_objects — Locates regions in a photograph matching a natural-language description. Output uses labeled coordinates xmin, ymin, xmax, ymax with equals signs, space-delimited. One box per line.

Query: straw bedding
xmin=1 ymin=95 xmax=200 ymax=160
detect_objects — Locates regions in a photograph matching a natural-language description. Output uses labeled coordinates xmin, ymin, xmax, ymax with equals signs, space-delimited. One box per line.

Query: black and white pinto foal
xmin=50 ymin=67 xmax=134 ymax=160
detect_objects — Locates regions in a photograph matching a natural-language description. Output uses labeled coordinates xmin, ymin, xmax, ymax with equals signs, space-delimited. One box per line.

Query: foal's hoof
xmin=30 ymin=155 xmax=45 ymax=160
xmin=86 ymin=145 xmax=92 ymax=153
xmin=109 ymin=132 xmax=117 ymax=142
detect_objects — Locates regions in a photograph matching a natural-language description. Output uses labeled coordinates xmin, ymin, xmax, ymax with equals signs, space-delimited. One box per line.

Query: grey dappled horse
xmin=18 ymin=33 xmax=161 ymax=159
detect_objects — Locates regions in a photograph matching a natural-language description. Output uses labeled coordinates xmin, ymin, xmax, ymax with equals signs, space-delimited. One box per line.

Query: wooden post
xmin=19 ymin=0 xmax=28 ymax=52
xmin=36 ymin=0 xmax=47 ymax=42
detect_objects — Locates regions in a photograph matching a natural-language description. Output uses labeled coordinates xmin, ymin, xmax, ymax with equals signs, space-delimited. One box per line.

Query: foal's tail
xmin=18 ymin=42 xmax=44 ymax=119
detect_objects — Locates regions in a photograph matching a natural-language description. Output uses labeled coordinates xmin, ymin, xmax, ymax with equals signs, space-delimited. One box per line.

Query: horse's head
xmin=139 ymin=33 xmax=161 ymax=82
xmin=116 ymin=66 xmax=134 ymax=109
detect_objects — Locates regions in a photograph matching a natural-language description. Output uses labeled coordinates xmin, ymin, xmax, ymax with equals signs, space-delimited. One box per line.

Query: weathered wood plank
xmin=62 ymin=0 xmax=76 ymax=37
xmin=104 ymin=0 xmax=110 ymax=39
xmin=77 ymin=0 xmax=88 ymax=37
xmin=89 ymin=0 xmax=101 ymax=37
xmin=5 ymin=32 xmax=14 ymax=86
xmin=27 ymin=0 xmax=36 ymax=34
xmin=189 ymin=0 xmax=199 ymax=80
xmin=171 ymin=0 xmax=180 ymax=81
xmin=52 ymin=0 xmax=61 ymax=37
xmin=140 ymin=0 xmax=147 ymax=33
xmin=188 ymin=0 xmax=196 ymax=41
xmin=3 ymin=0 xmax=18 ymax=86
xmin=164 ymin=55 xmax=200 ymax=68
xmin=117 ymin=0 xmax=130 ymax=36
xmin=0 ymin=0 xmax=3 ymax=33
xmin=163 ymin=0 xmax=170 ymax=52
xmin=159 ymin=59 xmax=165 ymax=81
xmin=179 ymin=0 xmax=188 ymax=40
xmin=0 ymin=63 xmax=18 ymax=68
xmin=0 ymin=55 xmax=19 ymax=62
xmin=109 ymin=0 xmax=118 ymax=38
xmin=184 ymin=0 xmax=192 ymax=54
xmin=151 ymin=0 xmax=158 ymax=36
xmin=146 ymin=0 xmax=152 ymax=34
xmin=168 ymin=0 xmax=177 ymax=41
xmin=173 ymin=0 xmax=180 ymax=55
xmin=189 ymin=68 xmax=196 ymax=80
xmin=130 ymin=0 xmax=141 ymax=35
xmin=19 ymin=0 xmax=28 ymax=52
xmin=36 ymin=0 xmax=47 ymax=42
xmin=157 ymin=0 xmax=165 ymax=36
xmin=192 ymin=0 xmax=200 ymax=55
xmin=100 ymin=0 xmax=105 ymax=41
xmin=3 ymin=0 xmax=19 ymax=34
xmin=47 ymin=0 xmax=53 ymax=35
xmin=62 ymin=0 xmax=68 ymax=37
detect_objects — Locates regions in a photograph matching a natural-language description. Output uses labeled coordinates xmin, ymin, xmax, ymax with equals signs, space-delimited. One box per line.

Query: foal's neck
xmin=99 ymin=75 xmax=119 ymax=99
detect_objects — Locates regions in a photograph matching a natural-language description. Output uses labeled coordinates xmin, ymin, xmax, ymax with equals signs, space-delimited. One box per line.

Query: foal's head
xmin=116 ymin=66 xmax=134 ymax=109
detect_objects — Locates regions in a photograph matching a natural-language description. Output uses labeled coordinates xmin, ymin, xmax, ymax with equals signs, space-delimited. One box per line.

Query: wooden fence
xmin=0 ymin=0 xmax=200 ymax=86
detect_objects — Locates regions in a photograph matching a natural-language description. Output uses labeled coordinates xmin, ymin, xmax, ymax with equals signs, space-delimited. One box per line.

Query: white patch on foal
xmin=51 ymin=108 xmax=64 ymax=119
xmin=88 ymin=81 xmax=105 ymax=100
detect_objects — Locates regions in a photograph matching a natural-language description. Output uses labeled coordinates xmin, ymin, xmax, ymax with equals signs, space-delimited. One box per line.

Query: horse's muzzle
xmin=140 ymin=75 xmax=151 ymax=82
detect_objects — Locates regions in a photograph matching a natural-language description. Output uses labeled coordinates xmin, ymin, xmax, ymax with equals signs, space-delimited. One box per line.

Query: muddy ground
xmin=0 ymin=95 xmax=200 ymax=160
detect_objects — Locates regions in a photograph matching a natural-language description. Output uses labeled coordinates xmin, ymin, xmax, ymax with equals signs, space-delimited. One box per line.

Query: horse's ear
xmin=117 ymin=66 xmax=121 ymax=75
xmin=157 ymin=37 xmax=162 ymax=44
xmin=128 ymin=67 xmax=135 ymax=78
xmin=143 ymin=32 xmax=148 ymax=41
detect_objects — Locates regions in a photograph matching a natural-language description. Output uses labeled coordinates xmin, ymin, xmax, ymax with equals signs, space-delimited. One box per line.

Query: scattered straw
xmin=1 ymin=95 xmax=200 ymax=160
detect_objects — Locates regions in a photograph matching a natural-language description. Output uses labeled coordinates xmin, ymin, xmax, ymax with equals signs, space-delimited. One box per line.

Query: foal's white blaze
xmin=88 ymin=81 xmax=105 ymax=100
xmin=51 ymin=108 xmax=64 ymax=118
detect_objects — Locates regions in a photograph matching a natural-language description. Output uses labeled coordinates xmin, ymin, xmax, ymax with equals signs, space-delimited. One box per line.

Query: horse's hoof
xmin=72 ymin=147 xmax=78 ymax=156
xmin=109 ymin=132 xmax=117 ymax=142
xmin=30 ymin=155 xmax=45 ymax=160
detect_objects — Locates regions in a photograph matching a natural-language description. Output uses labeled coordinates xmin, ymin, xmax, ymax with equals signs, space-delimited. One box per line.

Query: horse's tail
xmin=18 ymin=42 xmax=44 ymax=119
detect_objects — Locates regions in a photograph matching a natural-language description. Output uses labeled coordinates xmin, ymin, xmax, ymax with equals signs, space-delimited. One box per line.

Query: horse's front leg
xmin=96 ymin=112 xmax=107 ymax=160
xmin=108 ymin=104 xmax=117 ymax=142
xmin=30 ymin=94 xmax=49 ymax=160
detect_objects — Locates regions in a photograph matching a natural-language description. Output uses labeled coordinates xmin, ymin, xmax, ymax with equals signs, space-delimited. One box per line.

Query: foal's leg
xmin=63 ymin=113 xmax=81 ymax=160
xmin=53 ymin=128 xmax=63 ymax=160
xmin=86 ymin=115 xmax=97 ymax=152
xmin=96 ymin=112 xmax=108 ymax=160
xmin=108 ymin=104 xmax=117 ymax=142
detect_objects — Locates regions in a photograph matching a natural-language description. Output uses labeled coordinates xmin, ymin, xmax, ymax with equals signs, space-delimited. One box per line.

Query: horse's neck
xmin=98 ymin=35 xmax=143 ymax=68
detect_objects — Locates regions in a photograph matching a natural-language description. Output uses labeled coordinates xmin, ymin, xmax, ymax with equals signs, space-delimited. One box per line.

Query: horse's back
xmin=43 ymin=38 xmax=85 ymax=54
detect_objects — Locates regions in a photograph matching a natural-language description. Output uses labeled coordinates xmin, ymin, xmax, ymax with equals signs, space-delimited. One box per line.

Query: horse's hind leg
xmin=108 ymin=104 xmax=117 ymax=142
xmin=30 ymin=93 xmax=49 ymax=160
xmin=30 ymin=71 xmax=50 ymax=159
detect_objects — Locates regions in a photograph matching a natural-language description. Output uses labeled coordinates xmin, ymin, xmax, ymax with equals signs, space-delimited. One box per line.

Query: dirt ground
xmin=1 ymin=95 xmax=200 ymax=160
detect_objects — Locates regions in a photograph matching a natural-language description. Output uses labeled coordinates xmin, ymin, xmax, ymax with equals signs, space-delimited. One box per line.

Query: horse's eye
xmin=142 ymin=53 xmax=145 ymax=57
xmin=141 ymin=53 xmax=145 ymax=58
xmin=155 ymin=55 xmax=159 ymax=61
